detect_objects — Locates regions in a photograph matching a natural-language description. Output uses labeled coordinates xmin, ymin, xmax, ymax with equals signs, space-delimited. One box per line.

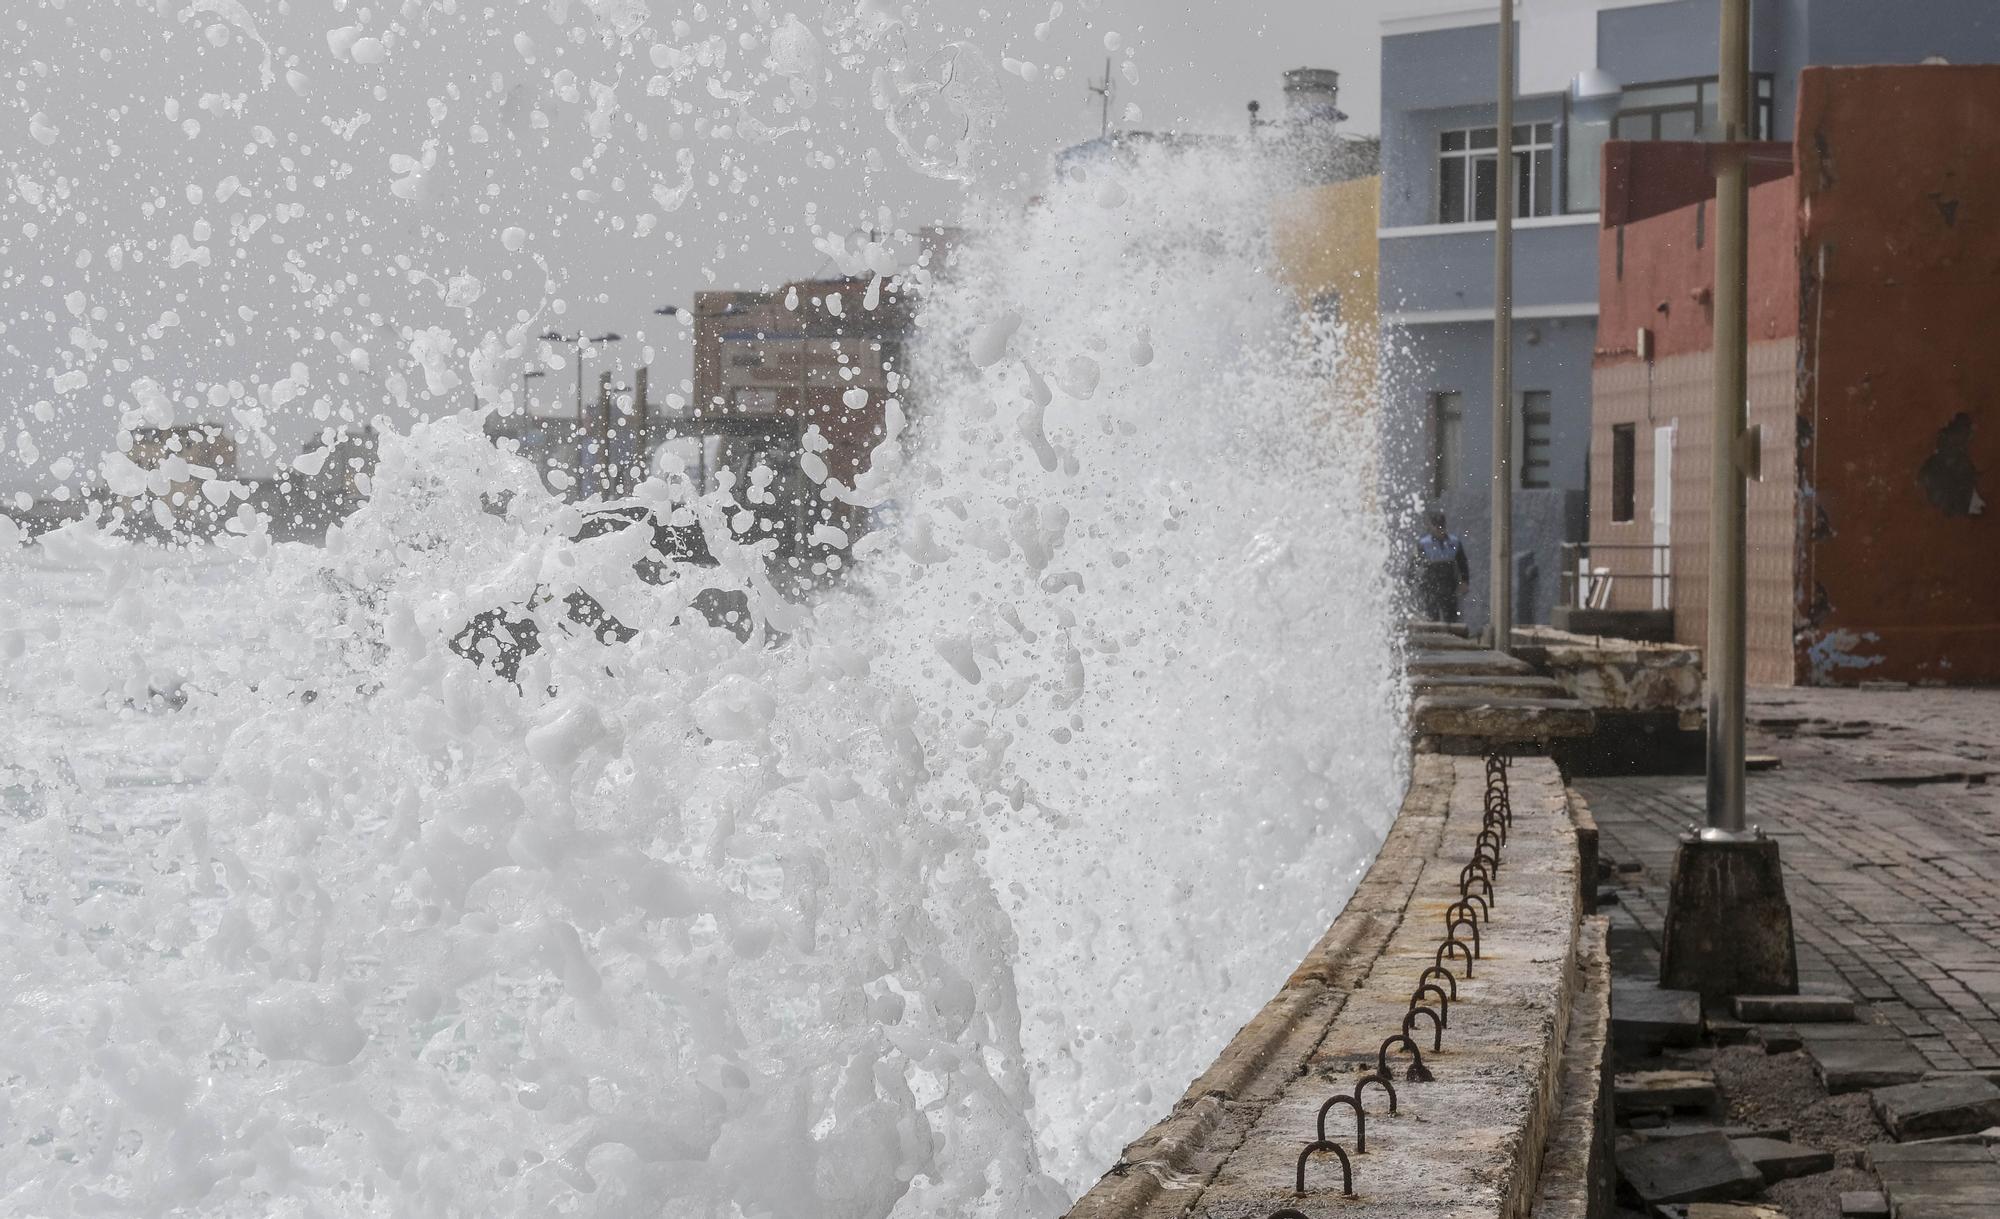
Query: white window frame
xmin=1437 ymin=122 xmax=1557 ymax=225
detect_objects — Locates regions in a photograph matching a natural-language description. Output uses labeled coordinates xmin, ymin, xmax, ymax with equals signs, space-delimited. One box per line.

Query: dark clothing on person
xmin=1415 ymin=530 xmax=1470 ymax=623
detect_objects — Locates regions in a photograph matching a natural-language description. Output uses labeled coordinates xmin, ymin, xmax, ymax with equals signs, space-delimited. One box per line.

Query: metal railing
xmin=1559 ymin=542 xmax=1672 ymax=611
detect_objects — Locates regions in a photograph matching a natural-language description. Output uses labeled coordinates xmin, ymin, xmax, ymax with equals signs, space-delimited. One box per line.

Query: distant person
xmin=1414 ymin=509 xmax=1470 ymax=623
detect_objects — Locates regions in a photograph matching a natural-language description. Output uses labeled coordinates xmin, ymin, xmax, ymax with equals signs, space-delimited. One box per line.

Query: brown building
xmin=1589 ymin=65 xmax=2000 ymax=686
xmin=688 ymin=272 xmax=919 ymax=564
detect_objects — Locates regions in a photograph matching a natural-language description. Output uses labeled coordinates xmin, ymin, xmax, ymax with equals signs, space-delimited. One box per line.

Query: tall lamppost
xmin=1659 ymin=0 xmax=1797 ymax=1000
xmin=1489 ymin=0 xmax=1517 ymax=653
xmin=542 ymin=331 xmax=622 ymax=499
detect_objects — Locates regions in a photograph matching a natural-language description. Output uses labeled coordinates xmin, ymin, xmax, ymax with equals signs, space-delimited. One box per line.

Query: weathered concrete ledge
xmin=1062 ymin=753 xmax=1599 ymax=1218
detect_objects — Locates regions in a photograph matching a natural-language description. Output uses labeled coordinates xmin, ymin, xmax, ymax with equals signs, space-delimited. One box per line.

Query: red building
xmin=1590 ymin=65 xmax=2000 ymax=686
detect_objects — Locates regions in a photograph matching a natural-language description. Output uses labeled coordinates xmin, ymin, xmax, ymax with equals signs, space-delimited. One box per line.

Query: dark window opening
xmin=1520 ymin=391 xmax=1554 ymax=490
xmin=1611 ymin=423 xmax=1636 ymax=522
xmin=1430 ymin=391 xmax=1464 ymax=499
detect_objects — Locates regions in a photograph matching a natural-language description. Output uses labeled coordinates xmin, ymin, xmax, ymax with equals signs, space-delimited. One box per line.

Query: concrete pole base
xmin=1659 ymin=835 xmax=1799 ymax=999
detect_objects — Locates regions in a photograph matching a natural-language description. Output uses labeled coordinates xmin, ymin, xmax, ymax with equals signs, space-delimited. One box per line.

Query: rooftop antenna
xmin=1088 ymin=57 xmax=1114 ymax=138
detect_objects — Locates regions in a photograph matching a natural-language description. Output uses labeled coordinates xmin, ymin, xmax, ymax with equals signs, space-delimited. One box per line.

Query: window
xmin=1430 ymin=391 xmax=1464 ymax=499
xmin=1611 ymin=424 xmax=1636 ymax=522
xmin=1610 ymin=77 xmax=1772 ymax=142
xmin=1438 ymin=123 xmax=1555 ymax=224
xmin=1566 ymin=76 xmax=1775 ymax=213
xmin=1520 ymin=391 xmax=1553 ymax=490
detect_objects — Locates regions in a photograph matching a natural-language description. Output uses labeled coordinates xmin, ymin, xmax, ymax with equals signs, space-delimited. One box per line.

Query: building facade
xmin=1591 ymin=65 xmax=2000 ymax=685
xmin=1378 ymin=0 xmax=2000 ymax=630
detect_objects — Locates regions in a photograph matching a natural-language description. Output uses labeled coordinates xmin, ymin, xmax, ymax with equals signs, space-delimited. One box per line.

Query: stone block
xmin=1654 ymin=1206 xmax=1789 ymax=1219
xmin=1614 ymin=981 xmax=1705 ymax=1054
xmin=1838 ymin=1192 xmax=1888 ymax=1219
xmin=1616 ymin=1131 xmax=1767 ymax=1207
xmin=1621 ymin=1122 xmax=1791 ymax=1145
xmin=1734 ymin=994 xmax=1856 ymax=1023
xmin=1616 ymin=1069 xmax=1722 ymax=1116
xmin=1758 ymin=1025 xmax=1803 ymax=1054
xmin=1871 ymin=1077 xmax=2000 ymax=1141
xmin=1802 ymin=1029 xmax=1930 ymax=1094
xmin=1731 ymin=1136 xmax=1835 ymax=1182
xmin=1659 ymin=837 xmax=1799 ymax=999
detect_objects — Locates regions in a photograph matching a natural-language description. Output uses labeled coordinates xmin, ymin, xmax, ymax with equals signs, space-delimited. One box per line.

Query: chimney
xmin=1282 ymin=68 xmax=1345 ymax=127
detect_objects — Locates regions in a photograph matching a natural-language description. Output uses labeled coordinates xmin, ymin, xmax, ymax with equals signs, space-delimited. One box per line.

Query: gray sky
xmin=2 ymin=0 xmax=1392 ymax=496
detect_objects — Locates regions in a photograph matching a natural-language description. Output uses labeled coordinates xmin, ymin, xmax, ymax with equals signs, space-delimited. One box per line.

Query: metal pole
xmin=1705 ymin=0 xmax=1751 ymax=836
xmin=1489 ymin=0 xmax=1516 ymax=652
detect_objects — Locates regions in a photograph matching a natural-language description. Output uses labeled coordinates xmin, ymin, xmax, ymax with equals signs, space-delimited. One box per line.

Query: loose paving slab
xmin=1735 ymin=995 xmax=1858 ymax=1024
xmin=1863 ymin=1139 xmax=2000 ymax=1219
xmin=1870 ymin=1077 xmax=2000 ymax=1141
xmin=1798 ymin=1028 xmax=1930 ymax=1094
xmin=1731 ymin=1136 xmax=1835 ymax=1183
xmin=1616 ymin=1130 xmax=1767 ymax=1206
xmin=1616 ymin=1069 xmax=1723 ymax=1115
xmin=1615 ymin=980 xmax=1704 ymax=1053
xmin=1654 ymin=1205 xmax=1790 ymax=1219
xmin=1837 ymin=1189 xmax=1888 ymax=1218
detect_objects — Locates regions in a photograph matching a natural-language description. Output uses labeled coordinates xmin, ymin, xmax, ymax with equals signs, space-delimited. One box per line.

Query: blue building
xmin=1377 ymin=0 xmax=2000 ymax=628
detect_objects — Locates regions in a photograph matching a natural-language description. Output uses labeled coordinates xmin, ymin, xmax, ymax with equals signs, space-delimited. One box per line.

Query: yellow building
xmin=1271 ymin=171 xmax=1382 ymax=412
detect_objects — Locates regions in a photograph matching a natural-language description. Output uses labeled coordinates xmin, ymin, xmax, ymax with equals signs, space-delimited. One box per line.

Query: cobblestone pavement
xmin=1580 ymin=685 xmax=2000 ymax=1074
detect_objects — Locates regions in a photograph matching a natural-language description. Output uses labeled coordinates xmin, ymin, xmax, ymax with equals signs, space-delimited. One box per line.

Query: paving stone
xmin=1615 ymin=980 xmax=1705 ymax=1053
xmin=1708 ymin=1017 xmax=1759 ymax=1046
xmin=1653 ymin=1205 xmax=1789 ymax=1219
xmin=1631 ymin=1122 xmax=1792 ymax=1143
xmin=1616 ymin=1069 xmax=1722 ymax=1115
xmin=1731 ymin=1135 xmax=1835 ymax=1182
xmin=1800 ymin=1031 xmax=1931 ymax=1094
xmin=1838 ymin=1190 xmax=1888 ymax=1218
xmin=1735 ymin=993 xmax=1857 ymax=1023
xmin=1759 ymin=1025 xmax=1804 ymax=1054
xmin=1616 ymin=1131 xmax=1767 ymax=1207
xmin=1872 ymin=1077 xmax=2000 ymax=1140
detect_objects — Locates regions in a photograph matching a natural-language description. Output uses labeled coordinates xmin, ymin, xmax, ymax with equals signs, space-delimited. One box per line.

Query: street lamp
xmin=1489 ymin=0 xmax=1518 ymax=653
xmin=1658 ymin=0 xmax=1798 ymax=1000
xmin=541 ymin=330 xmax=624 ymax=419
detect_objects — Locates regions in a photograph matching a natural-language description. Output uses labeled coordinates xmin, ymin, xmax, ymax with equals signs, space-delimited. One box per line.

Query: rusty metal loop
xmin=1447 ymin=914 xmax=1481 ymax=958
xmin=1355 ymin=1069 xmax=1398 ymax=1114
xmin=1417 ymin=964 xmax=1458 ymax=1001
xmin=1460 ymin=859 xmax=1494 ymax=887
xmin=1411 ymin=981 xmax=1451 ymax=1026
xmin=1460 ymin=872 xmax=1494 ymax=905
xmin=1472 ymin=843 xmax=1502 ymax=873
xmin=1476 ymin=827 xmax=1505 ymax=856
xmin=1377 ymin=1032 xmax=1435 ymax=1083
xmin=1316 ymin=1091 xmax=1366 ymax=1152
xmin=1446 ymin=897 xmax=1485 ymax=928
xmin=1482 ymin=810 xmax=1509 ymax=844
xmin=1294 ymin=1139 xmax=1355 ymax=1197
xmin=1436 ymin=936 xmax=1475 ymax=978
xmin=1455 ymin=891 xmax=1489 ymax=922
xmin=1403 ymin=1003 xmax=1444 ymax=1052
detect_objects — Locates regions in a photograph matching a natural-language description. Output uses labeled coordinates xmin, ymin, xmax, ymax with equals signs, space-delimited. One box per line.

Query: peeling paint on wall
xmin=1917 ymin=412 xmax=1986 ymax=517
xmin=1805 ymin=628 xmax=1885 ymax=684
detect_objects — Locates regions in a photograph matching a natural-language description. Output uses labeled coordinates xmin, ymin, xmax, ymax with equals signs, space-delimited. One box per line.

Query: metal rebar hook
xmin=1316 ymin=1091 xmax=1365 ymax=1152
xmin=1377 ymin=1032 xmax=1434 ymax=1082
xmin=1460 ymin=872 xmax=1494 ymax=905
xmin=1436 ymin=936 xmax=1475 ymax=978
xmin=1355 ymin=1069 xmax=1399 ymax=1114
xmin=1447 ymin=914 xmax=1481 ymax=958
xmin=1418 ymin=964 xmax=1458 ymax=1001
xmin=1403 ymin=1003 xmax=1444 ymax=1052
xmin=1446 ymin=896 xmax=1486 ymax=927
xmin=1411 ymin=981 xmax=1451 ymax=1026
xmin=1295 ymin=1139 xmax=1355 ymax=1197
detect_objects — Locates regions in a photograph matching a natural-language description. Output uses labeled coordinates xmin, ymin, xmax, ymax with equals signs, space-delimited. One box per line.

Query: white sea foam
xmin=0 ymin=145 xmax=1403 ymax=1216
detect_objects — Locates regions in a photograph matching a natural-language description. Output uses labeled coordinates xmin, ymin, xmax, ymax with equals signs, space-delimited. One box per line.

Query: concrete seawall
xmin=1063 ymin=753 xmax=1611 ymax=1218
